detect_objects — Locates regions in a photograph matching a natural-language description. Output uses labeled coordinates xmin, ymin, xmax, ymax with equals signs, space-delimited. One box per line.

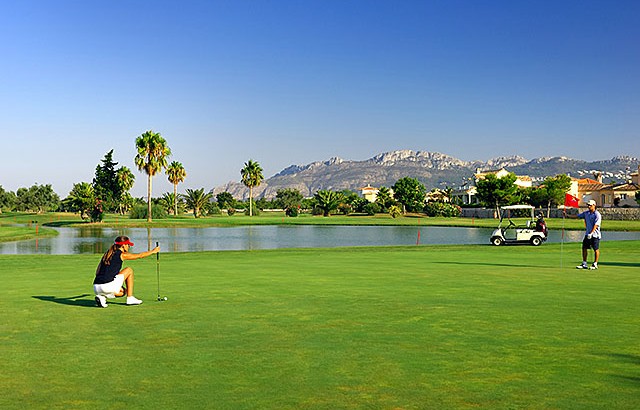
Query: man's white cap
xmin=587 ymin=199 xmax=596 ymax=206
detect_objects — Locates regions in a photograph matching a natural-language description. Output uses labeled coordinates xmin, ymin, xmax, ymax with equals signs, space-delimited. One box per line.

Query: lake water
xmin=1 ymin=225 xmax=639 ymax=255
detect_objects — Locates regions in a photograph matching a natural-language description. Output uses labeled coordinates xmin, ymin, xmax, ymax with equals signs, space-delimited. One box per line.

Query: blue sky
xmin=1 ymin=0 xmax=638 ymax=197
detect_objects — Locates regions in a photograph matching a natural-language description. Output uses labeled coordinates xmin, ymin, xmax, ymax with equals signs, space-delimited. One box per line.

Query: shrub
xmin=363 ymin=202 xmax=381 ymax=216
xmin=389 ymin=205 xmax=402 ymax=218
xmin=286 ymin=207 xmax=299 ymax=217
xmin=424 ymin=202 xmax=462 ymax=217
xmin=337 ymin=203 xmax=352 ymax=215
xmin=90 ymin=199 xmax=104 ymax=223
xmin=205 ymin=203 xmax=221 ymax=215
xmin=130 ymin=204 xmax=168 ymax=219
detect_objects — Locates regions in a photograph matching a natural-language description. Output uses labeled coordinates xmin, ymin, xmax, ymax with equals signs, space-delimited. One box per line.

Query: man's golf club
xmin=156 ymin=241 xmax=167 ymax=301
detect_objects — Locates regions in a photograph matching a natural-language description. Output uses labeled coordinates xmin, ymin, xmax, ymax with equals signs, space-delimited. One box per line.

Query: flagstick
xmin=561 ymin=193 xmax=580 ymax=270
xmin=560 ymin=210 xmax=565 ymax=268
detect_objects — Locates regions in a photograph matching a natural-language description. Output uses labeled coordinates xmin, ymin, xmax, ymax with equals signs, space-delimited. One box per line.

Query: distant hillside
xmin=212 ymin=150 xmax=639 ymax=200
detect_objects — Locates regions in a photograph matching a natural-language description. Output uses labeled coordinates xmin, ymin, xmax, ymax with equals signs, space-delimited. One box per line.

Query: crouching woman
xmin=93 ymin=236 xmax=160 ymax=308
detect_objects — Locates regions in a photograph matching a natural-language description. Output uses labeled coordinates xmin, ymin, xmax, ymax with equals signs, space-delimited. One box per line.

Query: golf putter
xmin=156 ymin=241 xmax=167 ymax=301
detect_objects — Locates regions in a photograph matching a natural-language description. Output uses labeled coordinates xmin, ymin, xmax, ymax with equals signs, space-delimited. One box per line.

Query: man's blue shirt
xmin=578 ymin=210 xmax=602 ymax=238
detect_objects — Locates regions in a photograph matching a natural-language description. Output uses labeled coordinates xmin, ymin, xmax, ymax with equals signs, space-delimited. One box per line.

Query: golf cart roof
xmin=500 ymin=205 xmax=535 ymax=210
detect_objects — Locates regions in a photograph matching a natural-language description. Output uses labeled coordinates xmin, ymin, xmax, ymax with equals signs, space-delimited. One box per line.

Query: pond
xmin=1 ymin=225 xmax=640 ymax=255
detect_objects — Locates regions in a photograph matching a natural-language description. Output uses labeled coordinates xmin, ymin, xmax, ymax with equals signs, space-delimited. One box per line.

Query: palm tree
xmin=375 ymin=186 xmax=394 ymax=211
xmin=134 ymin=130 xmax=171 ymax=222
xmin=388 ymin=205 xmax=402 ymax=219
xmin=116 ymin=166 xmax=135 ymax=214
xmin=160 ymin=192 xmax=180 ymax=215
xmin=240 ymin=159 xmax=264 ymax=217
xmin=166 ymin=161 xmax=187 ymax=216
xmin=67 ymin=182 xmax=95 ymax=220
xmin=182 ymin=188 xmax=212 ymax=218
xmin=314 ymin=190 xmax=344 ymax=217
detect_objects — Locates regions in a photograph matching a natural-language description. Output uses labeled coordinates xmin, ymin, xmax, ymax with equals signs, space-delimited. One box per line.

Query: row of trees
xmin=0 ymin=170 xmax=583 ymax=219
xmin=3 ymin=133 xmax=635 ymax=219
xmin=213 ymin=176 xmax=449 ymax=218
xmin=0 ymin=184 xmax=60 ymax=214
xmin=475 ymin=173 xmax=573 ymax=217
xmin=65 ymin=131 xmax=186 ymax=222
xmin=0 ymin=132 xmax=265 ymax=222
xmin=0 ymin=130 xmax=188 ymax=221
xmin=215 ymin=172 xmax=579 ymax=218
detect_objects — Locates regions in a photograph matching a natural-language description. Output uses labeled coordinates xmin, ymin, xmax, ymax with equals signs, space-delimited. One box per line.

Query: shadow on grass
xmin=32 ymin=294 xmax=96 ymax=307
xmin=605 ymin=353 xmax=640 ymax=365
xmin=614 ymin=375 xmax=640 ymax=383
xmin=43 ymin=221 xmax=87 ymax=227
xmin=602 ymin=353 xmax=640 ymax=385
xmin=599 ymin=262 xmax=640 ymax=268
xmin=432 ymin=261 xmax=542 ymax=269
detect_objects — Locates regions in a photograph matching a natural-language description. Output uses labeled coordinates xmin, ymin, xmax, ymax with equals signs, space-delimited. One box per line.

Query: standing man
xmin=576 ymin=199 xmax=602 ymax=270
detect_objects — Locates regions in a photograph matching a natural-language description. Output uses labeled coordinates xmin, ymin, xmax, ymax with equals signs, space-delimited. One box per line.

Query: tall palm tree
xmin=240 ymin=159 xmax=264 ymax=217
xmin=166 ymin=161 xmax=187 ymax=216
xmin=134 ymin=130 xmax=171 ymax=222
xmin=116 ymin=166 xmax=135 ymax=214
xmin=182 ymin=188 xmax=212 ymax=218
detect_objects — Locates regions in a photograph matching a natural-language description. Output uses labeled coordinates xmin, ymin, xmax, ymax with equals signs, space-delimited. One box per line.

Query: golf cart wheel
xmin=530 ymin=236 xmax=542 ymax=246
xmin=491 ymin=237 xmax=503 ymax=246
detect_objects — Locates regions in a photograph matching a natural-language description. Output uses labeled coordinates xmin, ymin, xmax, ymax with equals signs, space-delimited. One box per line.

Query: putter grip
xmin=156 ymin=241 xmax=159 ymax=260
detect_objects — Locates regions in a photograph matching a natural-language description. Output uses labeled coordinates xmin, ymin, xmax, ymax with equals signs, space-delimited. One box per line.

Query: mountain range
xmin=212 ymin=150 xmax=639 ymax=200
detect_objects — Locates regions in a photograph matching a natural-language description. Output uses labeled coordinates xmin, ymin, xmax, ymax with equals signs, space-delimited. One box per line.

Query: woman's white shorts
xmin=93 ymin=274 xmax=125 ymax=296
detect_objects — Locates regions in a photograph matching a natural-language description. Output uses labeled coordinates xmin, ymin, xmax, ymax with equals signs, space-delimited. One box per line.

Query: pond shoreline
xmin=3 ymin=212 xmax=640 ymax=246
xmin=2 ymin=225 xmax=640 ymax=255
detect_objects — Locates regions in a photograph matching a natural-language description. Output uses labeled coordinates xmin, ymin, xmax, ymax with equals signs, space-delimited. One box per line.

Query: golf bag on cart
xmin=535 ymin=214 xmax=548 ymax=236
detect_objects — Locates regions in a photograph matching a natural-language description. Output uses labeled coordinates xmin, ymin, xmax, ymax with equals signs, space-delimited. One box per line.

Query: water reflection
xmin=1 ymin=225 xmax=639 ymax=255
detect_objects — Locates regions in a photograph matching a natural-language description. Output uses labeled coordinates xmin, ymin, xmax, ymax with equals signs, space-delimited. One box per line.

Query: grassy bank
xmin=2 ymin=242 xmax=639 ymax=409
xmin=2 ymin=211 xmax=640 ymax=231
xmin=0 ymin=225 xmax=58 ymax=242
xmin=2 ymin=211 xmax=639 ymax=245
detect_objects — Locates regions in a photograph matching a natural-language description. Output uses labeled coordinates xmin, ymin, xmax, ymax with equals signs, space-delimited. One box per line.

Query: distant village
xmin=361 ymin=164 xmax=640 ymax=209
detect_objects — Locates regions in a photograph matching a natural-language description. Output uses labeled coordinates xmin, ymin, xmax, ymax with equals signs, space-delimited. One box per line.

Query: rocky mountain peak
xmin=212 ymin=150 xmax=639 ymax=200
xmin=370 ymin=150 xmax=418 ymax=165
xmin=370 ymin=150 xmax=468 ymax=169
xmin=484 ymin=155 xmax=528 ymax=169
xmin=273 ymin=156 xmax=345 ymax=178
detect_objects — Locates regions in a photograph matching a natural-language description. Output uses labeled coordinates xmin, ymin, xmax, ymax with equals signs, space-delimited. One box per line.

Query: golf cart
xmin=490 ymin=205 xmax=547 ymax=246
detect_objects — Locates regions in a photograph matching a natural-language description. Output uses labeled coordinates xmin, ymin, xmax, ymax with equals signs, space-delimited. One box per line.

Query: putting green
xmin=1 ymin=242 xmax=639 ymax=409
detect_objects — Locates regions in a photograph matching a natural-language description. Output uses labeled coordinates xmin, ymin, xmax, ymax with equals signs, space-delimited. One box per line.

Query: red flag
xmin=564 ymin=193 xmax=579 ymax=208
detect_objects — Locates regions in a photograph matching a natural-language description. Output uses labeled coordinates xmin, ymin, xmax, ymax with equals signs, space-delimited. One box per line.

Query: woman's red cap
xmin=115 ymin=239 xmax=134 ymax=247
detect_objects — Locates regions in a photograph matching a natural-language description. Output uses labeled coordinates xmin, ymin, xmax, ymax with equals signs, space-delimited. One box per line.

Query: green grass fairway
xmin=2 ymin=242 xmax=639 ymax=409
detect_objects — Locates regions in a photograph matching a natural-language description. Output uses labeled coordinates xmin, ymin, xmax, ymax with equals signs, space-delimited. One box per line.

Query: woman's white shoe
xmin=126 ymin=296 xmax=143 ymax=305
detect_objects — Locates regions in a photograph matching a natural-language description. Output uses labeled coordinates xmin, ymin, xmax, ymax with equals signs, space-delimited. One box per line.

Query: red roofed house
xmin=574 ymin=166 xmax=640 ymax=208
